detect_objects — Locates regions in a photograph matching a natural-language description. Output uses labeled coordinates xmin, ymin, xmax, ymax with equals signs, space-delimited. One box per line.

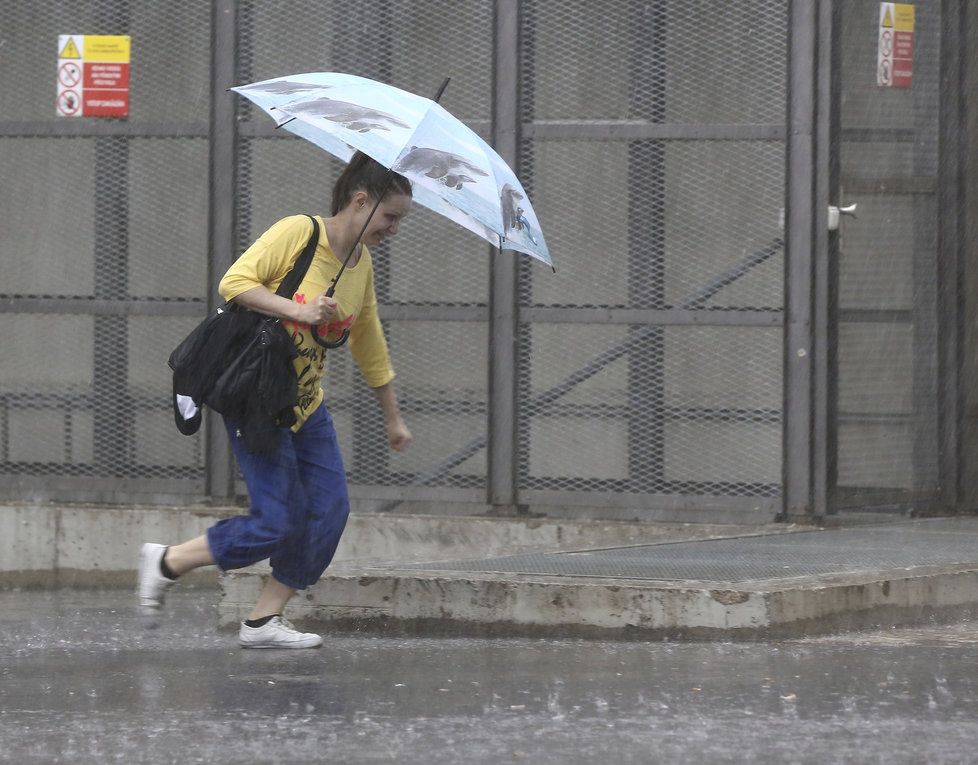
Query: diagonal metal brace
xmin=376 ymin=237 xmax=784 ymax=512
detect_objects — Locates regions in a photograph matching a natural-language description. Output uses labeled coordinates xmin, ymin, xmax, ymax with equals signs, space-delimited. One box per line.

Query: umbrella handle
xmin=312 ymin=327 xmax=350 ymax=349
xmin=311 ymin=278 xmax=350 ymax=348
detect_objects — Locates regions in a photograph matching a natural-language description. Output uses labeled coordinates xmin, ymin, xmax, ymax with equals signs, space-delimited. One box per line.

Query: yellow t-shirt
xmin=218 ymin=214 xmax=395 ymax=430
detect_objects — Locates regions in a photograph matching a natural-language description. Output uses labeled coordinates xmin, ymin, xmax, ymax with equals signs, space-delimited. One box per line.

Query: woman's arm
xmin=232 ymin=284 xmax=339 ymax=326
xmin=372 ymin=382 xmax=412 ymax=451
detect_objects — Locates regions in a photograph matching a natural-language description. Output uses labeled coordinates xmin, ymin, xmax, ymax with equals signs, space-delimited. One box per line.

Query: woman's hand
xmin=386 ymin=416 xmax=413 ymax=452
xmin=231 ymin=285 xmax=338 ymax=324
xmin=372 ymin=383 xmax=411 ymax=451
xmin=293 ymin=293 xmax=340 ymax=326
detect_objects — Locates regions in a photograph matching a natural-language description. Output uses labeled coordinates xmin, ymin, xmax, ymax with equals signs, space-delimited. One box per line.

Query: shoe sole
xmin=239 ymin=642 xmax=323 ymax=649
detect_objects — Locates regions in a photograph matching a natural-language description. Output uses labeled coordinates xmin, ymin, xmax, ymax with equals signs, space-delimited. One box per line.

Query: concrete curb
xmin=218 ymin=563 xmax=978 ymax=639
xmin=19 ymin=502 xmax=976 ymax=640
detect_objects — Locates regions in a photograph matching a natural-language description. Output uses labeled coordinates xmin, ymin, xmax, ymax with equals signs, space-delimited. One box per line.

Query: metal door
xmin=828 ymin=0 xmax=964 ymax=515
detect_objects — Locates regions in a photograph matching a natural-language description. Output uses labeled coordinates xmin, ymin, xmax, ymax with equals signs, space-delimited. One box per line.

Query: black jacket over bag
xmin=169 ymin=215 xmax=320 ymax=453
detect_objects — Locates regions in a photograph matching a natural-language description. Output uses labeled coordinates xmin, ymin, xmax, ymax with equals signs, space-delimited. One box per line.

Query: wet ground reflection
xmin=3 ymin=589 xmax=978 ymax=763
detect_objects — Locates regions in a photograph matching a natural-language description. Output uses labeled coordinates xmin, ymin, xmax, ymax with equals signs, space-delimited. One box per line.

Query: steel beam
xmin=206 ymin=0 xmax=238 ymax=500
xmin=0 ymin=121 xmax=207 ymax=138
xmin=783 ymin=0 xmax=820 ymax=519
xmin=488 ymin=0 xmax=521 ymax=509
xmin=520 ymin=307 xmax=782 ymax=326
xmin=525 ymin=121 xmax=784 ymax=141
xmin=813 ymin=0 xmax=838 ymax=517
xmin=937 ymin=0 xmax=965 ymax=509
xmin=0 ymin=297 xmax=205 ymax=316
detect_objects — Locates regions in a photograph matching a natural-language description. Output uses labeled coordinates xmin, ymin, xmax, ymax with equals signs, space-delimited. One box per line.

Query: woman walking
xmin=138 ymin=152 xmax=413 ymax=648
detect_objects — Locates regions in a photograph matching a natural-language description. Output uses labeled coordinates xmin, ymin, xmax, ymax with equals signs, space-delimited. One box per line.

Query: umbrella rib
xmin=329 ymin=78 xmax=450 ymax=296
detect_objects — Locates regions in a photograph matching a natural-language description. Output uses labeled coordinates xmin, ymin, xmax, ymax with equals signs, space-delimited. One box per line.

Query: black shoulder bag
xmin=169 ymin=214 xmax=320 ymax=453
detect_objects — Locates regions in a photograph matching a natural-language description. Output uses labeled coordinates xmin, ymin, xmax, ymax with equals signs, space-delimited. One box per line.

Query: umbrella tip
xmin=434 ymin=77 xmax=451 ymax=103
xmin=551 ymin=264 xmax=557 ymax=274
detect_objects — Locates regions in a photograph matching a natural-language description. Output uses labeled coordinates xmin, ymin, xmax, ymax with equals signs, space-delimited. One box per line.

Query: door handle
xmin=828 ymin=203 xmax=857 ymax=231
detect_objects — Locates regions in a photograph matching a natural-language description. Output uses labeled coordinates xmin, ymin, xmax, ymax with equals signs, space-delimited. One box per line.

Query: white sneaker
xmin=239 ymin=616 xmax=323 ymax=649
xmin=138 ymin=543 xmax=176 ymax=610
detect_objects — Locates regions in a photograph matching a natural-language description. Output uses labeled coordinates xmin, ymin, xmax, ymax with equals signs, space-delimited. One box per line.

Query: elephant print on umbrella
xmin=239 ymin=80 xmax=328 ymax=95
xmin=287 ymin=97 xmax=411 ymax=133
xmin=395 ymin=147 xmax=489 ymax=190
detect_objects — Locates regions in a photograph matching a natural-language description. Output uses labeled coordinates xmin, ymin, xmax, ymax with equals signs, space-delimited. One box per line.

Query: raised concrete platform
xmin=0 ymin=501 xmax=759 ymax=586
xmin=9 ymin=502 xmax=978 ymax=639
xmin=219 ymin=517 xmax=978 ymax=639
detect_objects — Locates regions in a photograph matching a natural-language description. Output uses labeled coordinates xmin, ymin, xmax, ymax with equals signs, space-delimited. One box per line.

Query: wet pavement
xmin=3 ymin=588 xmax=978 ymax=764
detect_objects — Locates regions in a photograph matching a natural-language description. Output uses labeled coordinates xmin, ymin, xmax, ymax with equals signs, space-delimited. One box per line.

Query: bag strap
xmin=274 ymin=214 xmax=320 ymax=299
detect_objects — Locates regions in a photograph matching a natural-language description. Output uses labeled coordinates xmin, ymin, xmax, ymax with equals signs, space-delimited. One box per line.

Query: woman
xmin=138 ymin=152 xmax=413 ymax=648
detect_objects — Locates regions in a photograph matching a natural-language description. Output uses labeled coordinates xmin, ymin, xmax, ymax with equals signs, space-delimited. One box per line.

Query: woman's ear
xmin=351 ymin=190 xmax=369 ymax=211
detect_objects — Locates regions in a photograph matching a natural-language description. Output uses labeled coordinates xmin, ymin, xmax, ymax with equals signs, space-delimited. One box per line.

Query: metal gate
xmin=511 ymin=0 xmax=786 ymax=520
xmin=0 ymin=1 xmax=966 ymax=521
xmin=829 ymin=0 xmax=962 ymax=515
xmin=1 ymin=1 xmax=211 ymax=504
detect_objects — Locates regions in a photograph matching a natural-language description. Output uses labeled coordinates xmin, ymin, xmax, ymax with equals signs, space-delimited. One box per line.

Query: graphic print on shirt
xmin=285 ymin=293 xmax=356 ymax=415
xmin=289 ymin=292 xmax=357 ymax=337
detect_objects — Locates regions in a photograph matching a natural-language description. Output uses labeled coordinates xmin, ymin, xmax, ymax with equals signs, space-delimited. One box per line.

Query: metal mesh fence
xmin=0 ymin=0 xmax=790 ymax=514
xmin=0 ymin=0 xmax=210 ymax=502
xmin=516 ymin=0 xmax=787 ymax=508
xmin=235 ymin=0 xmax=493 ymax=498
xmin=4 ymin=1 xmax=952 ymax=519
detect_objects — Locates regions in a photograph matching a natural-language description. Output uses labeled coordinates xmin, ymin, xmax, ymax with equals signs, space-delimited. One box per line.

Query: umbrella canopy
xmin=231 ymin=72 xmax=551 ymax=269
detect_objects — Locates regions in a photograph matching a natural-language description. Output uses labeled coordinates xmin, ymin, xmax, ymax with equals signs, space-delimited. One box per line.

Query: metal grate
xmin=3 ymin=1 xmax=952 ymax=519
xmin=0 ymin=1 xmax=210 ymax=500
xmin=516 ymin=0 xmax=787 ymax=506
xmin=235 ymin=1 xmax=493 ymax=495
xmin=400 ymin=519 xmax=978 ymax=583
xmin=0 ymin=0 xmax=793 ymax=512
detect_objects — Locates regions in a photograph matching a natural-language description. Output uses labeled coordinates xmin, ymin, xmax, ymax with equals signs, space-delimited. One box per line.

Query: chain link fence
xmin=235 ymin=0 xmax=496 ymax=506
xmin=0 ymin=0 xmax=210 ymax=503
xmin=0 ymin=1 xmax=963 ymax=520
xmin=516 ymin=0 xmax=786 ymax=515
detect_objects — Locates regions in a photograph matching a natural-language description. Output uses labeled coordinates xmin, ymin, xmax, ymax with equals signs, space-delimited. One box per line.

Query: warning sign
xmin=56 ymin=34 xmax=131 ymax=117
xmin=877 ymin=3 xmax=914 ymax=88
xmin=59 ymin=37 xmax=82 ymax=59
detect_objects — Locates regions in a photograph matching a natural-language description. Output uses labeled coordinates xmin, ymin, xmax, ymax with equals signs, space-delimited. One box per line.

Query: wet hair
xmin=330 ymin=151 xmax=412 ymax=215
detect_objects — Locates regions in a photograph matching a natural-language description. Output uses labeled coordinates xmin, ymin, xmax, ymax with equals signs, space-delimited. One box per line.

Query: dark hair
xmin=330 ymin=151 xmax=412 ymax=215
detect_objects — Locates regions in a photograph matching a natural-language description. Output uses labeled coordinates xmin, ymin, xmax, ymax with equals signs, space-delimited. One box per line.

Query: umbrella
xmin=231 ymin=73 xmax=552 ymax=346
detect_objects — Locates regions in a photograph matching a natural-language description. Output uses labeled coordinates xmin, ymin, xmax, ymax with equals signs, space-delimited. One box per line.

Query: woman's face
xmin=354 ymin=192 xmax=412 ymax=247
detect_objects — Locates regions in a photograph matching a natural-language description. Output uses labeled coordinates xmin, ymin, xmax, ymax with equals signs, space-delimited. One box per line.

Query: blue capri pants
xmin=206 ymin=404 xmax=350 ymax=590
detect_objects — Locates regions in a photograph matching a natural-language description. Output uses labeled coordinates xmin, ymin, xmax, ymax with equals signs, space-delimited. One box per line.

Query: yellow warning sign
xmin=893 ymin=4 xmax=915 ymax=32
xmin=880 ymin=3 xmax=915 ymax=32
xmin=84 ymin=35 xmax=130 ymax=63
xmin=59 ymin=37 xmax=81 ymax=59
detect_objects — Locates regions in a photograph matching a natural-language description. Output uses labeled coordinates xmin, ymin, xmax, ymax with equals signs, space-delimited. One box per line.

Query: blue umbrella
xmin=232 ymin=73 xmax=551 ymax=293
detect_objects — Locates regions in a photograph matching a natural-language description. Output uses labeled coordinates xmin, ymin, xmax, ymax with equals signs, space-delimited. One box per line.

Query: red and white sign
xmin=57 ymin=35 xmax=131 ymax=117
xmin=877 ymin=3 xmax=914 ymax=89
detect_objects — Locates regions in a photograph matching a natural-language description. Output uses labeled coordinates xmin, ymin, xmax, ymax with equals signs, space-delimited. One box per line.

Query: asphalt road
xmin=2 ymin=588 xmax=978 ymax=764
